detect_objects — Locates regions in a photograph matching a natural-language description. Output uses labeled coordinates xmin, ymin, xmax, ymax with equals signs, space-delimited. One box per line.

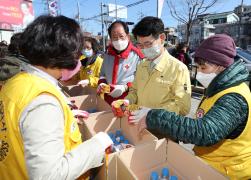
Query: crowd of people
xmin=0 ymin=14 xmax=251 ymax=179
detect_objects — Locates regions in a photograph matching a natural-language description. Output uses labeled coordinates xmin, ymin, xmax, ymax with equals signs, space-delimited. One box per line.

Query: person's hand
xmin=137 ymin=116 xmax=147 ymax=134
xmin=109 ymin=84 xmax=128 ymax=98
xmin=97 ymin=83 xmax=110 ymax=94
xmin=72 ymin=110 xmax=89 ymax=124
xmin=111 ymin=99 xmax=129 ymax=117
xmin=128 ymin=107 xmax=151 ymax=124
xmin=77 ymin=79 xmax=89 ymax=87
xmin=93 ymin=132 xmax=113 ymax=152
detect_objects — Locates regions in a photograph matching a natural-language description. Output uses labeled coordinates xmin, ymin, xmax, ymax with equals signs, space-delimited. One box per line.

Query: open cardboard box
xmin=62 ymin=85 xmax=97 ymax=97
xmin=117 ymin=139 xmax=229 ymax=180
xmin=69 ymin=94 xmax=111 ymax=113
xmin=81 ymin=113 xmax=156 ymax=145
xmin=79 ymin=112 xmax=157 ymax=180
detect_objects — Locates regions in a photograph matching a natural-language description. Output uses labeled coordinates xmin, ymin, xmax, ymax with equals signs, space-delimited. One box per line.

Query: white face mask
xmin=196 ymin=72 xmax=217 ymax=88
xmin=141 ymin=44 xmax=161 ymax=60
xmin=112 ymin=39 xmax=128 ymax=51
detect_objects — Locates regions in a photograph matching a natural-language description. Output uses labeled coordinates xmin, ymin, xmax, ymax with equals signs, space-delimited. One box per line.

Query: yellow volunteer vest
xmin=79 ymin=56 xmax=103 ymax=88
xmin=0 ymin=72 xmax=82 ymax=180
xmin=194 ymin=83 xmax=251 ymax=180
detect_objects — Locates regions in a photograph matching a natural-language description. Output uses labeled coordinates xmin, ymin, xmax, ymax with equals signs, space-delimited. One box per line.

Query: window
xmin=212 ymin=19 xmax=219 ymax=24
xmin=219 ymin=18 xmax=227 ymax=23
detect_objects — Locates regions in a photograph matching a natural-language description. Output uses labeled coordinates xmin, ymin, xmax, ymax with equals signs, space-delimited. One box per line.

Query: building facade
xmin=177 ymin=11 xmax=240 ymax=50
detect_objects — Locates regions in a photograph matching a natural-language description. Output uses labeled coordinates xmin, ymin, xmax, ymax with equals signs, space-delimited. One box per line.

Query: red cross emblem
xmin=124 ymin=64 xmax=130 ymax=69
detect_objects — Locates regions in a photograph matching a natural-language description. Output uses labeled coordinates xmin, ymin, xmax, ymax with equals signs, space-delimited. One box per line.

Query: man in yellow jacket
xmin=113 ymin=16 xmax=191 ymax=117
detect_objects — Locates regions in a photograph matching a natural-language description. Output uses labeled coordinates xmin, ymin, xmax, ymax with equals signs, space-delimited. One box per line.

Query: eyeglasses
xmin=136 ymin=39 xmax=157 ymax=49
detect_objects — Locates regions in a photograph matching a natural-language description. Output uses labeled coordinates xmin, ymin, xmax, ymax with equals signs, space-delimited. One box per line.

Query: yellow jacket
xmin=79 ymin=55 xmax=103 ymax=88
xmin=194 ymin=83 xmax=251 ymax=180
xmin=126 ymin=50 xmax=191 ymax=115
xmin=0 ymin=72 xmax=81 ymax=180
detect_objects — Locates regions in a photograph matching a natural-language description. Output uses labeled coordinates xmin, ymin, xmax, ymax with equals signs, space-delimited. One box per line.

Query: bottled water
xmin=169 ymin=176 xmax=178 ymax=180
xmin=160 ymin=168 xmax=169 ymax=180
xmin=106 ymin=132 xmax=133 ymax=153
xmin=150 ymin=171 xmax=159 ymax=180
xmin=149 ymin=168 xmax=177 ymax=180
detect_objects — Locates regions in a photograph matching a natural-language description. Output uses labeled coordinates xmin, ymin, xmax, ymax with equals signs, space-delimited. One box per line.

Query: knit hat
xmin=194 ymin=34 xmax=236 ymax=67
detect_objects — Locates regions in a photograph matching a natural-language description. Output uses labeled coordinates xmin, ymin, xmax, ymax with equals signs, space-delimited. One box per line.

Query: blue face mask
xmin=82 ymin=49 xmax=93 ymax=57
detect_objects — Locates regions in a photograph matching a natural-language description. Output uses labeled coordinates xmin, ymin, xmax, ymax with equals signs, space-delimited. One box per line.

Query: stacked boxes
xmin=62 ymin=85 xmax=228 ymax=180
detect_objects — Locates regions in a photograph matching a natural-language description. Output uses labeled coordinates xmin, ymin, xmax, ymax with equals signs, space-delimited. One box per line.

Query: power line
xmin=80 ymin=0 xmax=149 ymax=21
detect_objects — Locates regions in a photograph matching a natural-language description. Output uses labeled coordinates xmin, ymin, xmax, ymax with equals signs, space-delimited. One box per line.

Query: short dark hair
xmin=132 ymin=16 xmax=164 ymax=39
xmin=0 ymin=42 xmax=8 ymax=58
xmin=176 ymin=42 xmax=189 ymax=52
xmin=8 ymin=33 xmax=22 ymax=55
xmin=108 ymin=20 xmax=129 ymax=37
xmin=194 ymin=57 xmax=207 ymax=65
xmin=83 ymin=36 xmax=100 ymax=54
xmin=19 ymin=15 xmax=83 ymax=69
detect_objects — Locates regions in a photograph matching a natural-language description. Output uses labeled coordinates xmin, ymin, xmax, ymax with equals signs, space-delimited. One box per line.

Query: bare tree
xmin=137 ymin=11 xmax=145 ymax=21
xmin=167 ymin=0 xmax=219 ymax=43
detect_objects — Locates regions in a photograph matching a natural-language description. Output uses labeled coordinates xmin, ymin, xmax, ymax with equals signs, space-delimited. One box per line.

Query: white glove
xmin=109 ymin=85 xmax=128 ymax=98
xmin=97 ymin=83 xmax=109 ymax=94
xmin=77 ymin=79 xmax=89 ymax=87
xmin=128 ymin=107 xmax=151 ymax=124
xmin=72 ymin=109 xmax=89 ymax=124
xmin=93 ymin=132 xmax=113 ymax=152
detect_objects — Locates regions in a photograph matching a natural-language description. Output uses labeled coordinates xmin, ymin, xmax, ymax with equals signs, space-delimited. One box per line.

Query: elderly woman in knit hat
xmin=128 ymin=34 xmax=251 ymax=179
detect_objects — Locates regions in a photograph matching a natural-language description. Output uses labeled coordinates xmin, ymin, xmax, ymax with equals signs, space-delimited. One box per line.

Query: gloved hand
xmin=109 ymin=84 xmax=128 ymax=98
xmin=137 ymin=115 xmax=148 ymax=135
xmin=72 ymin=109 xmax=89 ymax=124
xmin=128 ymin=107 xmax=151 ymax=124
xmin=77 ymin=79 xmax=89 ymax=87
xmin=111 ymin=99 xmax=129 ymax=117
xmin=93 ymin=132 xmax=113 ymax=152
xmin=97 ymin=83 xmax=110 ymax=94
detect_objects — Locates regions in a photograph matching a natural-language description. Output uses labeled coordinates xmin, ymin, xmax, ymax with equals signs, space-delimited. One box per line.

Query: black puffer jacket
xmin=146 ymin=60 xmax=250 ymax=146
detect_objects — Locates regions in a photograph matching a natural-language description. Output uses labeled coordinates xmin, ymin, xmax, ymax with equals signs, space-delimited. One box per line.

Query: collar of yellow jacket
xmin=80 ymin=55 xmax=86 ymax=61
xmin=143 ymin=50 xmax=169 ymax=72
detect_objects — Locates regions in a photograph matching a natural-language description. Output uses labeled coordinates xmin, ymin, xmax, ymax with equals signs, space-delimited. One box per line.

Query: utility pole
xmin=101 ymin=3 xmax=106 ymax=52
xmin=76 ymin=0 xmax=81 ymax=27
xmin=157 ymin=0 xmax=158 ymax=17
xmin=238 ymin=0 xmax=244 ymax=47
xmin=115 ymin=0 xmax=118 ymax=20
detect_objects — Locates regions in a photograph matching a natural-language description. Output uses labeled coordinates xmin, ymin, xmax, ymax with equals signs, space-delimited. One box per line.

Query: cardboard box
xmin=62 ymin=85 xmax=97 ymax=97
xmin=69 ymin=95 xmax=111 ymax=113
xmin=82 ymin=112 xmax=156 ymax=144
xmin=79 ymin=112 xmax=157 ymax=180
xmin=117 ymin=139 xmax=229 ymax=180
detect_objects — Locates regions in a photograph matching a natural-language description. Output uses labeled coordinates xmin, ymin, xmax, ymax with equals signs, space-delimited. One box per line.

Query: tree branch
xmin=166 ymin=0 xmax=219 ymax=43
xmin=167 ymin=0 xmax=188 ymax=24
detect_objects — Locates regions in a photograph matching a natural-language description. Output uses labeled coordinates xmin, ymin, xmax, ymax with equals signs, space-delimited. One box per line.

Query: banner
xmin=48 ymin=0 xmax=59 ymax=17
xmin=0 ymin=0 xmax=34 ymax=31
xmin=157 ymin=0 xmax=165 ymax=18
